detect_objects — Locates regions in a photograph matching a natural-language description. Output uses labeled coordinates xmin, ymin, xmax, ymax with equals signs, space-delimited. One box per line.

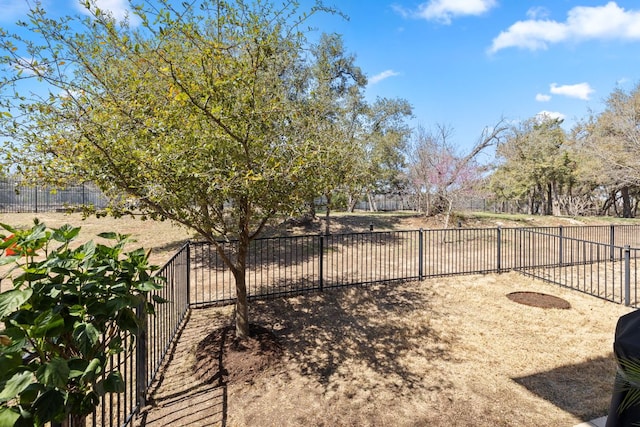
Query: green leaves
xmin=0 ymin=407 xmax=20 ymax=426
xmin=96 ymin=372 xmax=125 ymax=394
xmin=0 ymin=220 xmax=163 ymax=425
xmin=33 ymin=388 xmax=65 ymax=424
xmin=81 ymin=358 xmax=102 ymax=384
xmin=31 ymin=311 xmax=65 ymax=338
xmin=36 ymin=358 xmax=69 ymax=389
xmin=0 ymin=371 xmax=33 ymax=403
xmin=72 ymin=322 xmax=100 ymax=356
xmin=0 ymin=289 xmax=32 ymax=318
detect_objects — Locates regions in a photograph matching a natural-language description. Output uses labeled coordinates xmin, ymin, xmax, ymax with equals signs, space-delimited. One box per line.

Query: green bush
xmin=0 ymin=220 xmax=164 ymax=426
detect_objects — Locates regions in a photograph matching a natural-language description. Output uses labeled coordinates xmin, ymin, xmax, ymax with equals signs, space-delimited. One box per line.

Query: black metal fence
xmin=84 ymin=243 xmax=191 ymax=427
xmin=188 ymin=224 xmax=640 ymax=307
xmin=513 ymin=228 xmax=640 ymax=307
xmin=32 ymin=224 xmax=640 ymax=426
xmin=0 ymin=179 xmax=109 ymax=213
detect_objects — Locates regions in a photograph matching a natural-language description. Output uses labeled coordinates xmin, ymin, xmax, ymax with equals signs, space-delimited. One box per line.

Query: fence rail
xmin=187 ymin=224 xmax=640 ymax=308
xmin=0 ymin=179 xmax=109 ymax=213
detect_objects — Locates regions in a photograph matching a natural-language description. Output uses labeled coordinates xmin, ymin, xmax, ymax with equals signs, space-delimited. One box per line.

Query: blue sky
xmin=312 ymin=0 xmax=640 ymax=153
xmin=2 ymin=0 xmax=640 ymax=154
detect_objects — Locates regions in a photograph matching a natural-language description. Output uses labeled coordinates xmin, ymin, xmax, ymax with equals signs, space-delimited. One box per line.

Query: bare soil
xmin=193 ymin=324 xmax=283 ymax=385
xmin=507 ymin=291 xmax=572 ymax=309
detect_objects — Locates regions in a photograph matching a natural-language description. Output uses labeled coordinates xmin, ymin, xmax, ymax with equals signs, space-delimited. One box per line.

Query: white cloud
xmin=550 ymin=82 xmax=594 ymax=100
xmin=394 ymin=0 xmax=497 ymax=25
xmin=535 ymin=93 xmax=551 ymax=102
xmin=369 ymin=70 xmax=400 ymax=85
xmin=526 ymin=7 xmax=550 ymax=20
xmin=489 ymin=1 xmax=640 ymax=53
xmin=536 ymin=110 xmax=566 ymax=122
xmin=76 ymin=0 xmax=140 ymax=25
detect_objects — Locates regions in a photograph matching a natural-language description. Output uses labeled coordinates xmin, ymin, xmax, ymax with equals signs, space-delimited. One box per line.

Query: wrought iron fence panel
xmin=247 ymin=234 xmax=321 ymax=299
xmin=513 ymin=228 xmax=640 ymax=307
xmin=422 ymin=228 xmax=500 ymax=276
xmin=323 ymin=230 xmax=420 ymax=288
xmin=0 ymin=179 xmax=109 ymax=213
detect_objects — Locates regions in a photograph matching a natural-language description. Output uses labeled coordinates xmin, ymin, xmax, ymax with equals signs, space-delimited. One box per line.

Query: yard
xmin=0 ymin=212 xmax=636 ymax=426
xmin=140 ymin=272 xmax=630 ymax=427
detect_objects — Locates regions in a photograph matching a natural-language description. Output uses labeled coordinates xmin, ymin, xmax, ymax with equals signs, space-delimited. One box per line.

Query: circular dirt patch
xmin=193 ymin=324 xmax=282 ymax=385
xmin=507 ymin=291 xmax=571 ymax=309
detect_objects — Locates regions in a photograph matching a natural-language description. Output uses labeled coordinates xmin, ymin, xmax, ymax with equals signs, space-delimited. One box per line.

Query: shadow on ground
xmin=251 ymin=282 xmax=456 ymax=397
xmin=263 ymin=212 xmax=419 ymax=236
xmin=513 ymin=355 xmax=617 ymax=422
xmin=137 ymin=309 xmax=231 ymax=427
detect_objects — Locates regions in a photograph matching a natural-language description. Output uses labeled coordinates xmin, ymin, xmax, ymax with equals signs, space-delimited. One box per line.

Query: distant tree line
xmin=488 ymin=84 xmax=640 ymax=219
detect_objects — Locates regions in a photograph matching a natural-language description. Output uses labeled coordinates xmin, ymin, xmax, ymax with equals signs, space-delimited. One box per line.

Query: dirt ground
xmin=1 ymin=212 xmax=637 ymax=426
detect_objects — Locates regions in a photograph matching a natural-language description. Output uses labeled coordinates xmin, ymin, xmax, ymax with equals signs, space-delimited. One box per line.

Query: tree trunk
xmin=601 ymin=191 xmax=615 ymax=216
xmin=551 ymin=182 xmax=562 ymax=216
xmin=347 ymin=194 xmax=356 ymax=212
xmin=367 ymin=192 xmax=377 ymax=212
xmin=234 ymin=270 xmax=249 ymax=339
xmin=306 ymin=199 xmax=316 ymax=219
xmin=234 ymin=225 xmax=251 ymax=339
xmin=545 ymin=182 xmax=553 ymax=215
xmin=622 ymin=186 xmax=632 ymax=218
xmin=234 ymin=265 xmax=249 ymax=339
xmin=324 ymin=193 xmax=332 ymax=236
xmin=425 ymin=192 xmax=430 ymax=215
xmin=443 ymin=198 xmax=453 ymax=229
xmin=62 ymin=414 xmax=86 ymax=427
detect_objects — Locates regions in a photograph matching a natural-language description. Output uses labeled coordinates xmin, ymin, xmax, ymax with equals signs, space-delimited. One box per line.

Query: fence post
xmin=625 ymin=245 xmax=631 ymax=306
xmin=517 ymin=228 xmax=522 ymax=270
xmin=611 ymin=225 xmax=616 ymax=261
xmin=319 ymin=235 xmax=324 ymax=292
xmin=186 ymin=241 xmax=191 ymax=307
xmin=559 ymin=226 xmax=564 ymax=266
xmin=418 ymin=229 xmax=424 ymax=281
xmin=496 ymin=226 xmax=502 ymax=273
xmin=136 ymin=304 xmax=147 ymax=411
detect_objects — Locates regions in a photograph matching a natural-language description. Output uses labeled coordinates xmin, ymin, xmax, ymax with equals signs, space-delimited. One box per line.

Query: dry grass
xmin=0 ymin=212 xmax=196 ymax=265
xmin=143 ymin=272 xmax=632 ymax=427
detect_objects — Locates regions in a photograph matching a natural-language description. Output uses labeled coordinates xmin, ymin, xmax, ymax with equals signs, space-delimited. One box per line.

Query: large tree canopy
xmin=574 ymin=84 xmax=640 ymax=217
xmin=490 ymin=117 xmax=575 ymax=216
xmin=0 ymin=0 xmax=359 ymax=338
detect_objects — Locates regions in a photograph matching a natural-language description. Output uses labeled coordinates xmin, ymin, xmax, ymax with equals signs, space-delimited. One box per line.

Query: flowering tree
xmin=408 ymin=122 xmax=506 ymax=226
